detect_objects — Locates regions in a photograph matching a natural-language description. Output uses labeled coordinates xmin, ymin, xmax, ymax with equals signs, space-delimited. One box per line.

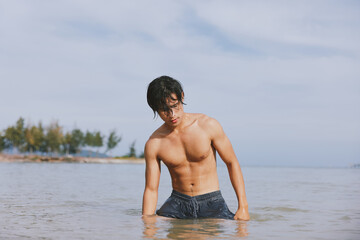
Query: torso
xmin=150 ymin=113 xmax=220 ymax=196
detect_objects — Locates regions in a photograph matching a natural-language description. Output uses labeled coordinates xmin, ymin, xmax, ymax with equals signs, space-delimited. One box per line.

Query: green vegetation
xmin=4 ymin=117 xmax=25 ymax=153
xmin=0 ymin=133 xmax=7 ymax=152
xmin=24 ymin=123 xmax=45 ymax=154
xmin=83 ymin=130 xmax=104 ymax=157
xmin=128 ymin=140 xmax=137 ymax=158
xmin=106 ymin=129 xmax=122 ymax=155
xmin=0 ymin=117 xmax=138 ymax=157
xmin=93 ymin=131 xmax=103 ymax=156
xmin=63 ymin=128 xmax=84 ymax=155
xmin=45 ymin=121 xmax=63 ymax=155
xmin=113 ymin=140 xmax=145 ymax=159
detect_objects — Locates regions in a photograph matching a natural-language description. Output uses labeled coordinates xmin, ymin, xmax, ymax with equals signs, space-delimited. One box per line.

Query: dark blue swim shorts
xmin=156 ymin=190 xmax=235 ymax=220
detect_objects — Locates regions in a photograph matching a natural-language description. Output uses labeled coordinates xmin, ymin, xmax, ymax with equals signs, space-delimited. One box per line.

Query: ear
xmin=181 ymin=92 xmax=184 ymax=102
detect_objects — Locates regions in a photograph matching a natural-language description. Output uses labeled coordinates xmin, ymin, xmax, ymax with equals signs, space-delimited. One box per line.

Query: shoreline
xmin=0 ymin=154 xmax=145 ymax=164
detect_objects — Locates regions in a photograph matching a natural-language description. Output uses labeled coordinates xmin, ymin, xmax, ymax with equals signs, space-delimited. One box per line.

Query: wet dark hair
xmin=147 ymin=76 xmax=185 ymax=117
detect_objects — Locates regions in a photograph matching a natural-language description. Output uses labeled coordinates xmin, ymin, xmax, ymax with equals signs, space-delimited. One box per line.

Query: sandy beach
xmin=0 ymin=154 xmax=145 ymax=164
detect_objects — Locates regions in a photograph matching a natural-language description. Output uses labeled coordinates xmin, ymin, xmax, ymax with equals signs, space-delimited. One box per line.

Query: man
xmin=142 ymin=76 xmax=249 ymax=220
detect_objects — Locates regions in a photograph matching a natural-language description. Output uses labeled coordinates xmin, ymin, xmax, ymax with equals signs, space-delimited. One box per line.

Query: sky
xmin=0 ymin=0 xmax=359 ymax=167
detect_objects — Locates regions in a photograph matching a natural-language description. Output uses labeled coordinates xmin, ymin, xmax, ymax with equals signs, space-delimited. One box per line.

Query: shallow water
xmin=0 ymin=163 xmax=359 ymax=239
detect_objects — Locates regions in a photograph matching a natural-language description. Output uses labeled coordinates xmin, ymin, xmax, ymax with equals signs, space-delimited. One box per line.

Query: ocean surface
xmin=0 ymin=162 xmax=359 ymax=239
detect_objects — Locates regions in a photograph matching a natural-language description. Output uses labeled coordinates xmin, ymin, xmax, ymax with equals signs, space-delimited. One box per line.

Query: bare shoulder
xmin=145 ymin=127 xmax=165 ymax=158
xmin=144 ymin=131 xmax=160 ymax=159
xmin=145 ymin=136 xmax=159 ymax=151
xmin=194 ymin=113 xmax=222 ymax=129
xmin=191 ymin=113 xmax=224 ymax=137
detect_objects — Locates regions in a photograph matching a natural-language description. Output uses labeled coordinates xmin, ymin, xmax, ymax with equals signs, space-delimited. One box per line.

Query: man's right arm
xmin=142 ymin=140 xmax=161 ymax=216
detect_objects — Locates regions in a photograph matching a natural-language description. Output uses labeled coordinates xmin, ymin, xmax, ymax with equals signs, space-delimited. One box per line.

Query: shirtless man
xmin=142 ymin=76 xmax=249 ymax=220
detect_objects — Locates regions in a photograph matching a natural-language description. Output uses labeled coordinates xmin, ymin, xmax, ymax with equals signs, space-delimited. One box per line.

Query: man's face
xmin=157 ymin=93 xmax=184 ymax=127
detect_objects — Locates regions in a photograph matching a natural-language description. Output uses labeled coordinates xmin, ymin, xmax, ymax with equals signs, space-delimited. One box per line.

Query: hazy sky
xmin=1 ymin=0 xmax=359 ymax=167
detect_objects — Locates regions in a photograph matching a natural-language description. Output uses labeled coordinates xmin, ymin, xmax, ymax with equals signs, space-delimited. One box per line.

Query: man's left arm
xmin=208 ymin=118 xmax=250 ymax=221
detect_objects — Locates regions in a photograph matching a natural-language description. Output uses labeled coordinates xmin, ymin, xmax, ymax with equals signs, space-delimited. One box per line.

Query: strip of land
xmin=0 ymin=154 xmax=145 ymax=164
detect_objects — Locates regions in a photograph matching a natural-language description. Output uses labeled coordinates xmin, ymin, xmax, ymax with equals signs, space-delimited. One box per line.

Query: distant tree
xmin=24 ymin=122 xmax=45 ymax=154
xmin=1 ymin=118 xmax=129 ymax=159
xmin=15 ymin=117 xmax=25 ymax=148
xmin=45 ymin=121 xmax=63 ymax=156
xmin=84 ymin=131 xmax=94 ymax=147
xmin=69 ymin=129 xmax=84 ymax=154
xmin=4 ymin=127 xmax=16 ymax=151
xmin=63 ymin=132 xmax=72 ymax=155
xmin=24 ymin=126 xmax=36 ymax=154
xmin=127 ymin=140 xmax=137 ymax=158
xmin=106 ymin=129 xmax=122 ymax=156
xmin=34 ymin=123 xmax=45 ymax=153
xmin=63 ymin=129 xmax=84 ymax=155
xmin=0 ymin=132 xmax=7 ymax=153
xmin=35 ymin=123 xmax=46 ymax=154
xmin=138 ymin=151 xmax=144 ymax=158
xmin=84 ymin=131 xmax=95 ymax=156
xmin=4 ymin=117 xmax=25 ymax=153
xmin=93 ymin=131 xmax=103 ymax=157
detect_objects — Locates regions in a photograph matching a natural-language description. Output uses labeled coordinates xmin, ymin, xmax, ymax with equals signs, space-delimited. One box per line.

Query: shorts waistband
xmin=171 ymin=190 xmax=222 ymax=201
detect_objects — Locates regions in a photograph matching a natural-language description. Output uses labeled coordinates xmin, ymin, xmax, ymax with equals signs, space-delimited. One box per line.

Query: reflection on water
xmin=142 ymin=215 xmax=248 ymax=239
xmin=1 ymin=163 xmax=360 ymax=239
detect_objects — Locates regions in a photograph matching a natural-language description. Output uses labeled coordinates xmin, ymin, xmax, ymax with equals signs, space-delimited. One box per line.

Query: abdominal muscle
xmin=168 ymin=157 xmax=220 ymax=196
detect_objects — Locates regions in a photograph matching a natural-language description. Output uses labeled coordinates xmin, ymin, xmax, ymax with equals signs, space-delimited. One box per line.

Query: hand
xmin=142 ymin=214 xmax=158 ymax=238
xmin=234 ymin=207 xmax=250 ymax=221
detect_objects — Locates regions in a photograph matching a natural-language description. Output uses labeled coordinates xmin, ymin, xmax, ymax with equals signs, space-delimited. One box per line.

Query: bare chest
xmin=157 ymin=128 xmax=213 ymax=167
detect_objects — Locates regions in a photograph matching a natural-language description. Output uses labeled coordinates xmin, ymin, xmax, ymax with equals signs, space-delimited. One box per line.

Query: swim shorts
xmin=156 ymin=190 xmax=235 ymax=219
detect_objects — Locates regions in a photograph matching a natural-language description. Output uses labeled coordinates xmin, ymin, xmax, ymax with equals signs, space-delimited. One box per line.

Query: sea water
xmin=0 ymin=162 xmax=359 ymax=239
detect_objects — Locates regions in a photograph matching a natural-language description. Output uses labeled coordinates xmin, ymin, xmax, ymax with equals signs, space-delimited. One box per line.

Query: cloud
xmin=188 ymin=0 xmax=360 ymax=56
xmin=0 ymin=0 xmax=359 ymax=166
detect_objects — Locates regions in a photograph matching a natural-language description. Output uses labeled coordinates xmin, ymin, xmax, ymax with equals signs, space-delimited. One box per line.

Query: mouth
xmin=170 ymin=118 xmax=178 ymax=124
